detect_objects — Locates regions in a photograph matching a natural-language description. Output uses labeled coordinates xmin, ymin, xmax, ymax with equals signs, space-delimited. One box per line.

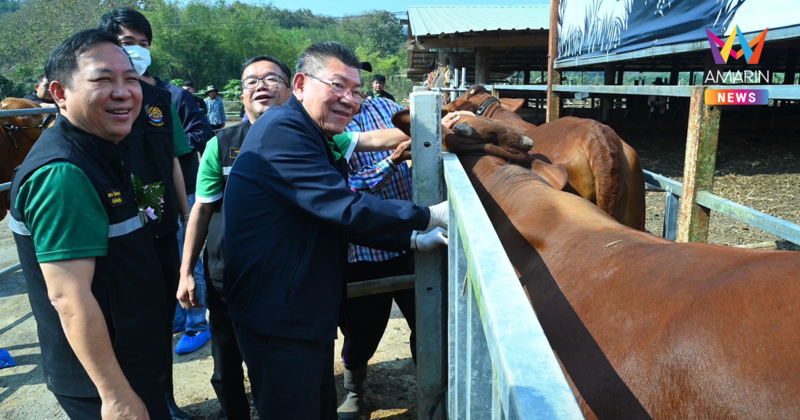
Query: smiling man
xmin=8 ymin=30 xmax=170 ymax=419
xmin=222 ymin=41 xmax=449 ymax=419
xmin=176 ymin=55 xmax=293 ymax=420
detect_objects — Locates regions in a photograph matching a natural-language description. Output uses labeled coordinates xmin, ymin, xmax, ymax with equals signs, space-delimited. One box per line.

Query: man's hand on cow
xmin=415 ymin=227 xmax=448 ymax=251
xmin=441 ymin=111 xmax=475 ymax=130
xmin=390 ymin=139 xmax=412 ymax=164
xmin=176 ymin=272 xmax=202 ymax=309
xmin=427 ymin=200 xmax=448 ymax=230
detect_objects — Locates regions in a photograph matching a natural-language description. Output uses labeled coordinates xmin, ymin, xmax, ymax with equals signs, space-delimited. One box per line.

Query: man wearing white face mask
xmin=98 ymin=9 xmax=202 ymax=420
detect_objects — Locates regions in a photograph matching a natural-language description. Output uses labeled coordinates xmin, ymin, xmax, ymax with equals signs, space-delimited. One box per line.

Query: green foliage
xmin=221 ymin=79 xmax=242 ymax=102
xmin=0 ymin=0 xmax=411 ymax=99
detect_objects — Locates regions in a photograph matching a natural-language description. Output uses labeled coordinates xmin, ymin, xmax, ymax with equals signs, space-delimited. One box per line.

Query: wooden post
xmin=410 ymin=91 xmax=447 ymax=420
xmin=601 ymin=63 xmax=615 ymax=121
xmin=523 ymin=65 xmax=531 ymax=84
xmin=546 ymin=0 xmax=561 ymax=123
xmin=668 ymin=56 xmax=680 ymax=85
xmin=676 ymin=86 xmax=721 ymax=243
xmin=476 ymin=47 xmax=491 ymax=85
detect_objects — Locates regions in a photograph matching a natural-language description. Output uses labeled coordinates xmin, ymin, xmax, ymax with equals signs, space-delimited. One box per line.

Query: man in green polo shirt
xmin=9 ymin=30 xmax=170 ymax=419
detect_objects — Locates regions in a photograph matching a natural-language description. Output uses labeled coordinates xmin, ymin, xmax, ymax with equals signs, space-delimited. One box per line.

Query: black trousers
xmin=55 ymin=383 xmax=170 ymax=420
xmin=340 ymin=253 xmax=417 ymax=369
xmin=207 ymin=283 xmax=250 ymax=419
xmin=153 ymin=234 xmax=180 ymax=396
xmin=233 ymin=324 xmax=337 ymax=420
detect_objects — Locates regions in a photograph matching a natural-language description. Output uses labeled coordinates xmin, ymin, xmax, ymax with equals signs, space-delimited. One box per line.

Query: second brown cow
xmin=445 ymin=86 xmax=646 ymax=230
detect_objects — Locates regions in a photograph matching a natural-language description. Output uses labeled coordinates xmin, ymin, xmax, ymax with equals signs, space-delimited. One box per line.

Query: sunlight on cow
xmin=445 ymin=85 xmax=646 ymax=231
xmin=463 ymin=154 xmax=800 ymax=419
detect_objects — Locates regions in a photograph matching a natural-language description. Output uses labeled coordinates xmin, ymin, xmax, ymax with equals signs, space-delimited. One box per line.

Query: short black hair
xmin=373 ymin=74 xmax=386 ymax=83
xmin=45 ymin=29 xmax=123 ymax=88
xmin=241 ymin=55 xmax=292 ymax=87
xmin=296 ymin=41 xmax=361 ymax=77
xmin=183 ymin=80 xmax=194 ymax=88
xmin=98 ymin=8 xmax=153 ymax=45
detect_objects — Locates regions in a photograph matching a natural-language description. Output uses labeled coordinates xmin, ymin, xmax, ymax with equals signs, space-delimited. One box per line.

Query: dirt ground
xmin=0 ymin=111 xmax=798 ymax=419
xmin=0 ymin=227 xmax=417 ymax=420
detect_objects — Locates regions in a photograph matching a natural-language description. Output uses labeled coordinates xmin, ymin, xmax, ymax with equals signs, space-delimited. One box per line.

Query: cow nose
xmin=521 ymin=136 xmax=534 ymax=148
xmin=453 ymin=122 xmax=478 ymax=139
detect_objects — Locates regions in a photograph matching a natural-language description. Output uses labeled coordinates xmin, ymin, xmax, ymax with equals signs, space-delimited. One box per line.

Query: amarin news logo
xmin=704 ymin=25 xmax=771 ymax=105
xmin=705 ymin=26 xmax=769 ymax=65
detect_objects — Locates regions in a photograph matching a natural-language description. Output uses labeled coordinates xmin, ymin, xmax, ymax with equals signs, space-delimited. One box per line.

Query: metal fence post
xmin=677 ymin=86 xmax=721 ymax=243
xmin=410 ymin=91 xmax=446 ymax=419
xmin=663 ymin=193 xmax=680 ymax=241
xmin=466 ymin=278 xmax=492 ymax=419
xmin=448 ymin=205 xmax=468 ymax=419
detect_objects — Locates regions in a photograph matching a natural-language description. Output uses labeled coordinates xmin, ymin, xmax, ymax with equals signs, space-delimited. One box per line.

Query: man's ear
xmin=292 ymin=73 xmax=306 ymax=101
xmin=49 ymin=80 xmax=68 ymax=111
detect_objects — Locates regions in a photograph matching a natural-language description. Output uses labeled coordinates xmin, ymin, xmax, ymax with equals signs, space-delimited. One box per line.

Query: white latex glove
xmin=427 ymin=201 xmax=448 ymax=230
xmin=415 ymin=227 xmax=449 ymax=251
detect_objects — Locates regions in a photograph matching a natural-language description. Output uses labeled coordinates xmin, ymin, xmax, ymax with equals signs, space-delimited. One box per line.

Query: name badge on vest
xmin=229 ymin=148 xmax=239 ymax=159
xmin=106 ymin=189 xmax=124 ymax=207
xmin=147 ymin=106 xmax=164 ymax=127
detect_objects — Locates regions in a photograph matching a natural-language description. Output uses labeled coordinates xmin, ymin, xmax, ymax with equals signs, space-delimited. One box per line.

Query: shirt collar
xmin=56 ymin=114 xmax=124 ymax=163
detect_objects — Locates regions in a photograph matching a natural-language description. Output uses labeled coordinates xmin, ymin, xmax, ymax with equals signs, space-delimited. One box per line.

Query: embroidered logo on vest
xmin=147 ymin=106 xmax=164 ymax=127
xmin=229 ymin=148 xmax=239 ymax=159
xmin=106 ymin=189 xmax=124 ymax=206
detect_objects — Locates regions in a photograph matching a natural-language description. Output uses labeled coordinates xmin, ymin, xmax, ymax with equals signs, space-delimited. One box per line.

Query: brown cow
xmin=0 ymin=98 xmax=49 ymax=221
xmin=444 ymin=86 xmax=646 ymax=231
xmin=463 ymin=153 xmax=800 ymax=419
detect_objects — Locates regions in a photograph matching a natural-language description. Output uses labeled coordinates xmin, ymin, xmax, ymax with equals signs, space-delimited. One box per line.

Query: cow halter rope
xmin=1 ymin=113 xmax=54 ymax=148
xmin=474 ymin=97 xmax=500 ymax=116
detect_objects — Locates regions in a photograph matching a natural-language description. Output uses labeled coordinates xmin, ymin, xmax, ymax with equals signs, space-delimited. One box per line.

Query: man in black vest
xmin=9 ymin=30 xmax=170 ymax=419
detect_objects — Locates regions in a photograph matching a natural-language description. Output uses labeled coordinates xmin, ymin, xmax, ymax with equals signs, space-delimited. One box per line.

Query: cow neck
xmin=475 ymin=97 xmax=500 ymax=116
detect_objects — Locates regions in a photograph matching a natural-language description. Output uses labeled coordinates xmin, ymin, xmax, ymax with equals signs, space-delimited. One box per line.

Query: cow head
xmin=443 ymin=85 xmax=525 ymax=118
xmin=391 ymin=109 xmax=533 ymax=165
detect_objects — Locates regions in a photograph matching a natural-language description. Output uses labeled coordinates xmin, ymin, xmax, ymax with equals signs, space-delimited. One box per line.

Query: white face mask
xmin=123 ymin=45 xmax=151 ymax=76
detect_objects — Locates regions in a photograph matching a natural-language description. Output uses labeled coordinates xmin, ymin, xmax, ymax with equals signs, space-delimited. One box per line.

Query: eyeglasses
xmin=241 ymin=75 xmax=287 ymax=90
xmin=305 ymin=74 xmax=364 ymax=103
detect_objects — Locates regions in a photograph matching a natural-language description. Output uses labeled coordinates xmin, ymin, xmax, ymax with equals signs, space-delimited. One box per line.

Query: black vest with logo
xmin=9 ymin=116 xmax=168 ymax=397
xmin=205 ymin=122 xmax=250 ymax=291
xmin=122 ymin=81 xmax=178 ymax=238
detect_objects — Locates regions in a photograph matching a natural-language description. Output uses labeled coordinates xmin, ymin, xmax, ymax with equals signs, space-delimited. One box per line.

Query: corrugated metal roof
xmin=408 ymin=6 xmax=550 ymax=37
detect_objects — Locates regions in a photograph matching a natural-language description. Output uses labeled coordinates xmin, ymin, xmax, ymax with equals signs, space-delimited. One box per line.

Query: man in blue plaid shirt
xmin=338 ymin=96 xmax=416 ymax=419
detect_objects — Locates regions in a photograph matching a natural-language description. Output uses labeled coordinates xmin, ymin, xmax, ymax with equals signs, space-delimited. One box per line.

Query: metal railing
xmin=0 ymin=182 xmax=20 ymax=279
xmin=0 ymin=104 xmax=53 ymax=279
xmin=644 ymin=170 xmax=800 ymax=244
xmin=443 ymin=153 xmax=582 ymax=419
xmin=408 ymin=91 xmax=582 ymax=419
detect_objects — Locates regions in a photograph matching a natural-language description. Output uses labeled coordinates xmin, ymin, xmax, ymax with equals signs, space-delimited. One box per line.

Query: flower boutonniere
xmin=132 ymin=174 xmax=165 ymax=225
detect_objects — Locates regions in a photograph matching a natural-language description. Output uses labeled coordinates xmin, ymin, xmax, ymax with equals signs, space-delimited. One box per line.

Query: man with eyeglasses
xmin=222 ymin=42 xmax=448 ymax=419
xmin=176 ymin=54 xmax=413 ymax=419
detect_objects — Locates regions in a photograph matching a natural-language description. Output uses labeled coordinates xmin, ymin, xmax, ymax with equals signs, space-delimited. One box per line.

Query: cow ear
xmin=531 ymin=160 xmax=569 ymax=190
xmin=499 ymin=98 xmax=525 ymax=113
xmin=391 ymin=109 xmax=412 ymax=136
